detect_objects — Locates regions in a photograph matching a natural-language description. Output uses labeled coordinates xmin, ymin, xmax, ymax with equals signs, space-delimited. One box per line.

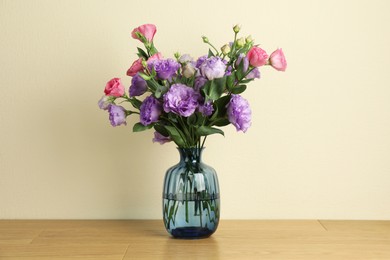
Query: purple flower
xmin=179 ymin=54 xmax=194 ymax=64
xmin=152 ymin=131 xmax=171 ymax=144
xmin=247 ymin=68 xmax=261 ymax=79
xmin=129 ymin=73 xmax=147 ymax=97
xmin=140 ymin=96 xmax=162 ymax=126
xmin=148 ymin=58 xmax=180 ymax=80
xmin=199 ymin=56 xmax=227 ymax=80
xmin=227 ymin=94 xmax=251 ymax=132
xmin=195 ymin=55 xmax=207 ymax=68
xmin=163 ymin=83 xmax=199 ymax=117
xmin=108 ymin=104 xmax=127 ymax=126
xmin=236 ymin=53 xmax=249 ymax=72
xmin=98 ymin=95 xmax=112 ymax=110
xmin=225 ymin=65 xmax=232 ymax=76
xmin=194 ymin=76 xmax=208 ymax=91
xmin=198 ymin=100 xmax=214 ymax=116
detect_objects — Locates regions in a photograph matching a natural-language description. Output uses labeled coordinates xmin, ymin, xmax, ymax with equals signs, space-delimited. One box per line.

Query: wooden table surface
xmin=0 ymin=220 xmax=390 ymax=259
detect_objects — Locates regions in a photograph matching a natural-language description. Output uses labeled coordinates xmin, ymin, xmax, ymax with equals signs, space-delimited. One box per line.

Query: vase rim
xmin=176 ymin=147 xmax=205 ymax=150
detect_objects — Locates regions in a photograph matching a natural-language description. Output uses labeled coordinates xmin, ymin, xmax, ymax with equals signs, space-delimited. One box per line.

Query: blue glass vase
xmin=162 ymin=148 xmax=220 ymax=238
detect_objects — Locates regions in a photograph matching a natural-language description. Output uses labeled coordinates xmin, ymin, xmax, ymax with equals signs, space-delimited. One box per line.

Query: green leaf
xmin=236 ymin=67 xmax=244 ymax=80
xmin=129 ymin=98 xmax=142 ymax=109
xmin=137 ymin=47 xmax=149 ymax=59
xmin=149 ymin=43 xmax=158 ymax=56
xmin=164 ymin=125 xmax=186 ymax=147
xmin=187 ymin=113 xmax=197 ymax=125
xmin=139 ymin=72 xmax=153 ymax=81
xmin=231 ymin=85 xmax=247 ymax=94
xmin=213 ymin=77 xmax=227 ymax=98
xmin=226 ymin=74 xmax=236 ymax=90
xmin=154 ymin=124 xmax=169 ymax=137
xmin=210 ymin=106 xmax=219 ymax=121
xmin=196 ymin=126 xmax=224 ymax=137
xmin=210 ymin=95 xmax=231 ymax=126
xmin=201 ymin=81 xmax=212 ymax=100
xmin=208 ymin=49 xmax=215 ymax=57
xmin=133 ymin=122 xmax=153 ymax=132
xmin=240 ymin=78 xmax=254 ymax=84
xmin=155 ymin=84 xmax=168 ymax=99
xmin=202 ymin=78 xmax=226 ymax=101
xmin=213 ymin=118 xmax=230 ymax=127
xmin=168 ymin=113 xmax=178 ymax=123
xmin=186 ymin=112 xmax=204 ymax=127
xmin=213 ymin=95 xmax=231 ymax=116
xmin=146 ymin=79 xmax=164 ymax=93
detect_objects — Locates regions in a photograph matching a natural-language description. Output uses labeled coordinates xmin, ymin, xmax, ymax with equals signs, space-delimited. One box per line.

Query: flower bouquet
xmin=99 ymin=24 xmax=286 ymax=147
xmin=98 ymin=24 xmax=286 ymax=238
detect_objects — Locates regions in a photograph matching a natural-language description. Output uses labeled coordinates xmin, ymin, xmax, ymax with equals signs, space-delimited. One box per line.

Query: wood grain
xmin=0 ymin=220 xmax=389 ymax=259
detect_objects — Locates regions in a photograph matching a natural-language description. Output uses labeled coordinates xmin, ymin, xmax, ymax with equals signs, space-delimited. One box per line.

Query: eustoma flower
xmin=163 ymin=84 xmax=199 ymax=117
xmin=98 ymin=96 xmax=112 ymax=110
xmin=198 ymin=100 xmax=214 ymax=116
xmin=149 ymin=59 xmax=180 ymax=80
xmin=236 ymin=53 xmax=249 ymax=72
xmin=131 ymin=24 xmax=157 ymax=43
xmin=194 ymin=76 xmax=207 ymax=91
xmin=227 ymin=95 xmax=252 ymax=132
xmin=199 ymin=56 xmax=226 ymax=80
xmin=108 ymin=105 xmax=127 ymax=126
xmin=140 ymin=96 xmax=162 ymax=126
xmin=269 ymin=48 xmax=287 ymax=71
xmin=182 ymin=63 xmax=196 ymax=78
xmin=127 ymin=58 xmax=144 ymax=77
xmin=148 ymin=52 xmax=163 ymax=62
xmin=152 ymin=132 xmax=171 ymax=144
xmin=129 ymin=73 xmax=147 ymax=97
xmin=247 ymin=46 xmax=268 ymax=67
xmin=104 ymin=78 xmax=125 ymax=97
xmin=247 ymin=68 xmax=260 ymax=79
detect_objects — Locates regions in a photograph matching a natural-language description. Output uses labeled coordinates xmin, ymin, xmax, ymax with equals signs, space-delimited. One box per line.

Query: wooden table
xmin=0 ymin=220 xmax=389 ymax=259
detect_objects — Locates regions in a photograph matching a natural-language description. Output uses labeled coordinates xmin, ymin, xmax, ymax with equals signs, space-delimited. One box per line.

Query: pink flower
xmin=104 ymin=78 xmax=125 ymax=97
xmin=247 ymin=46 xmax=268 ymax=67
xmin=126 ymin=58 xmax=144 ymax=77
xmin=269 ymin=48 xmax=287 ymax=71
xmin=147 ymin=52 xmax=163 ymax=64
xmin=131 ymin=24 xmax=157 ymax=43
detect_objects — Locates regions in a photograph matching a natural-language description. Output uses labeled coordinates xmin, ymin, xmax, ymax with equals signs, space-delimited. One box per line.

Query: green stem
xmin=178 ymin=117 xmax=194 ymax=147
xmin=199 ymin=200 xmax=203 ymax=227
xmin=229 ymin=32 xmax=238 ymax=62
xmin=230 ymin=67 xmax=257 ymax=91
xmin=205 ymin=42 xmax=220 ymax=56
xmin=161 ymin=116 xmax=190 ymax=148
xmin=201 ymin=136 xmax=207 ymax=150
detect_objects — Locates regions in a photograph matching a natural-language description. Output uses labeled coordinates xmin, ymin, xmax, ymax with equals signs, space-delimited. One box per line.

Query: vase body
xmin=162 ymin=148 xmax=220 ymax=238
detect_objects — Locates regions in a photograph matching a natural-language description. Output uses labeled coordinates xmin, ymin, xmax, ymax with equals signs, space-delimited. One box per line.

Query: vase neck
xmin=178 ymin=147 xmax=204 ymax=164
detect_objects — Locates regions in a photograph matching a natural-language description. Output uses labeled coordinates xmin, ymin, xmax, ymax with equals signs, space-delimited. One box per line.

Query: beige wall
xmin=1 ymin=0 xmax=390 ymax=219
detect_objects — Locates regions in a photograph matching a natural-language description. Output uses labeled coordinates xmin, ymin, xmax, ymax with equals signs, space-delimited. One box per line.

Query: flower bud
xmin=202 ymin=36 xmax=209 ymax=43
xmin=246 ymin=35 xmax=253 ymax=44
xmin=179 ymin=54 xmax=193 ymax=64
xmin=221 ymin=44 xmax=231 ymax=55
xmin=236 ymin=37 xmax=245 ymax=48
xmin=233 ymin=24 xmax=241 ymax=33
xmin=98 ymin=95 xmax=113 ymax=110
xmin=174 ymin=52 xmax=181 ymax=60
xmin=269 ymin=48 xmax=287 ymax=71
xmin=182 ymin=63 xmax=196 ymax=78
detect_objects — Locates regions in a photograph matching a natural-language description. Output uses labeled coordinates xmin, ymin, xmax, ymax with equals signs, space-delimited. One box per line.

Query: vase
xmin=162 ymin=147 xmax=220 ymax=238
